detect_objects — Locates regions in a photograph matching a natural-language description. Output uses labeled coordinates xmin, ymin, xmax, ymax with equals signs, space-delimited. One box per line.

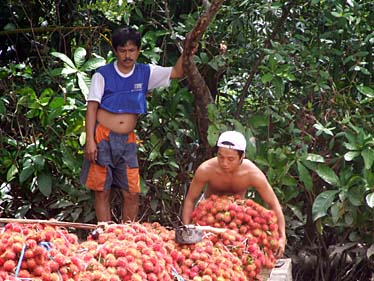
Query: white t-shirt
xmin=87 ymin=61 xmax=173 ymax=103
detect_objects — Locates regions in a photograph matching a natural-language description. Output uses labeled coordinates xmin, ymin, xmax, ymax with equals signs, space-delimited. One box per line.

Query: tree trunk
xmin=183 ymin=0 xmax=225 ymax=161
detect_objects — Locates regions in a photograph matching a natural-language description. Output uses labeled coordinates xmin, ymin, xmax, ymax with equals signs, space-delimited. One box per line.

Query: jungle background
xmin=0 ymin=0 xmax=373 ymax=280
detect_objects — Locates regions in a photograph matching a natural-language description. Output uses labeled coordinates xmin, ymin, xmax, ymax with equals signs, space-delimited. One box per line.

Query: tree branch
xmin=0 ymin=25 xmax=105 ymax=37
xmin=235 ymin=0 xmax=297 ymax=119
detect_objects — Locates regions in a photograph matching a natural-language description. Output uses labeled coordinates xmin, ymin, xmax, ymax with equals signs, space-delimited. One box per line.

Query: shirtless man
xmin=80 ymin=27 xmax=187 ymax=222
xmin=181 ymin=130 xmax=287 ymax=258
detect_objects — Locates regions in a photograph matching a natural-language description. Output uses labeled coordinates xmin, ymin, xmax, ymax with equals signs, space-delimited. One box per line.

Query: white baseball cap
xmin=217 ymin=131 xmax=246 ymax=151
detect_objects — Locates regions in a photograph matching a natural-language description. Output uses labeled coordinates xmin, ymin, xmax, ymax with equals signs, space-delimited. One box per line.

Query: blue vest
xmin=97 ymin=63 xmax=150 ymax=114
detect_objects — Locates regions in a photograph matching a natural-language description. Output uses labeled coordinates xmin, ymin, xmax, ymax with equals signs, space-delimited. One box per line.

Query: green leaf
xmin=81 ymin=57 xmax=106 ymax=72
xmin=272 ymin=77 xmax=284 ymax=96
xmin=357 ymin=85 xmax=374 ymax=98
xmin=306 ymin=153 xmax=325 ymax=163
xmin=261 ymin=73 xmax=273 ymax=83
xmin=312 ymin=190 xmax=339 ymax=221
xmin=37 ymin=172 xmax=52 ymax=197
xmin=71 ymin=208 xmax=82 ymax=221
xmin=77 ymin=72 xmax=89 ymax=99
xmin=361 ymin=148 xmax=374 ymax=170
xmin=297 ymin=162 xmax=313 ymax=191
xmin=61 ymin=67 xmax=77 ymax=75
xmin=330 ymin=203 xmax=340 ymax=224
xmin=287 ymin=204 xmax=303 ymax=221
xmin=207 ymin=124 xmax=220 ymax=147
xmin=331 ymin=11 xmax=343 ymax=18
xmin=49 ymin=199 xmax=74 ymax=209
xmin=316 ymin=165 xmax=340 ymax=186
xmin=19 ymin=166 xmax=34 ymax=183
xmin=7 ymin=164 xmax=18 ymax=181
xmin=32 ymin=155 xmax=45 ymax=171
xmin=347 ymin=185 xmax=363 ymax=207
xmin=49 ymin=97 xmax=65 ymax=108
xmin=315 ymin=219 xmax=323 ymax=235
xmin=79 ymin=132 xmax=86 ymax=147
xmin=208 ymin=60 xmax=219 ymax=71
xmin=0 ymin=99 xmax=6 ymax=114
xmin=248 ymin=115 xmax=268 ymax=128
xmin=199 ymin=52 xmax=209 ymax=64
xmin=344 ymin=213 xmax=354 ymax=225
xmin=73 ymin=47 xmax=87 ymax=68
xmin=343 ymin=142 xmax=358 ymax=151
xmin=349 ymin=231 xmax=360 ymax=241
xmin=366 ymin=192 xmax=374 ymax=208
xmin=367 ymin=244 xmax=374 ymax=259
xmin=51 ymin=52 xmax=75 ymax=69
xmin=344 ymin=151 xmax=360 ymax=161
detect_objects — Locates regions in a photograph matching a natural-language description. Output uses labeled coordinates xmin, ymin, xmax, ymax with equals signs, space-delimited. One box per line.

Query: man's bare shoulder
xmin=195 ymin=158 xmax=217 ymax=176
xmin=241 ymin=158 xmax=258 ymax=168
xmin=241 ymin=159 xmax=267 ymax=180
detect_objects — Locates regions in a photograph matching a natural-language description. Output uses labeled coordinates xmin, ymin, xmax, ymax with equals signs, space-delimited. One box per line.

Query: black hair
xmin=112 ymin=27 xmax=141 ymax=50
xmin=215 ymin=141 xmax=244 ymax=158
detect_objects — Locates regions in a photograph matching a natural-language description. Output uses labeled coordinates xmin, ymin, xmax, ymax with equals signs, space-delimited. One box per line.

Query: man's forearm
xmin=273 ymin=206 xmax=286 ymax=239
xmin=171 ymin=55 xmax=184 ymax=79
xmin=181 ymin=200 xmax=194 ymax=224
xmin=85 ymin=103 xmax=98 ymax=142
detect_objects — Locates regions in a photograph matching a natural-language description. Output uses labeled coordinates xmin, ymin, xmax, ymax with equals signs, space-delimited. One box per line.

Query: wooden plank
xmin=0 ymin=218 xmax=98 ymax=230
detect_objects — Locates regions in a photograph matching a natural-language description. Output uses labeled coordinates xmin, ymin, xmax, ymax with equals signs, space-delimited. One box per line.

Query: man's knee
xmin=95 ymin=190 xmax=111 ymax=203
xmin=122 ymin=190 xmax=139 ymax=201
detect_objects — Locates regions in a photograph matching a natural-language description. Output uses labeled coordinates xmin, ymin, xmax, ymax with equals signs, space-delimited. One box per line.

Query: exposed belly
xmin=97 ymin=108 xmax=138 ymax=134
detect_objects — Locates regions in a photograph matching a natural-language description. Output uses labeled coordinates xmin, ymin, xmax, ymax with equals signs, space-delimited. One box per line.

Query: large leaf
xmin=73 ymin=47 xmax=87 ymax=68
xmin=32 ymin=155 xmax=45 ymax=171
xmin=330 ymin=202 xmax=342 ymax=224
xmin=344 ymin=151 xmax=360 ymax=161
xmin=367 ymin=244 xmax=374 ymax=259
xmin=207 ymin=124 xmax=221 ymax=147
xmin=261 ymin=73 xmax=273 ymax=83
xmin=82 ymin=57 xmax=106 ymax=72
xmin=248 ymin=115 xmax=268 ymax=128
xmin=19 ymin=166 xmax=34 ymax=183
xmin=347 ymin=185 xmax=364 ymax=207
xmin=6 ymin=164 xmax=18 ymax=182
xmin=71 ymin=208 xmax=82 ymax=221
xmin=361 ymin=148 xmax=374 ymax=170
xmin=77 ymin=72 xmax=89 ymax=100
xmin=0 ymin=99 xmax=5 ymax=114
xmin=51 ymin=52 xmax=75 ymax=69
xmin=316 ymin=165 xmax=340 ymax=186
xmin=297 ymin=162 xmax=313 ymax=191
xmin=312 ymin=190 xmax=339 ymax=221
xmin=366 ymin=192 xmax=374 ymax=208
xmin=306 ymin=153 xmax=325 ymax=163
xmin=37 ymin=172 xmax=52 ymax=197
xmin=61 ymin=67 xmax=77 ymax=75
xmin=357 ymin=85 xmax=374 ymax=98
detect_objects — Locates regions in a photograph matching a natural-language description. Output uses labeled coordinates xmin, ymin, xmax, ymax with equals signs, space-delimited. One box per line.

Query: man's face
xmin=114 ymin=41 xmax=141 ymax=71
xmin=216 ymin=147 xmax=243 ymax=172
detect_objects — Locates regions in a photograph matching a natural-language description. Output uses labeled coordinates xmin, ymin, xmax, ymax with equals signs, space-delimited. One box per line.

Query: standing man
xmin=80 ymin=27 xmax=188 ymax=222
xmin=182 ymin=130 xmax=287 ymax=258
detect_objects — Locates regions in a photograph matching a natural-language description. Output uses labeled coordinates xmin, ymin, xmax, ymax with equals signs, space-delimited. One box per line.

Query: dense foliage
xmin=1 ymin=1 xmax=373 ymax=280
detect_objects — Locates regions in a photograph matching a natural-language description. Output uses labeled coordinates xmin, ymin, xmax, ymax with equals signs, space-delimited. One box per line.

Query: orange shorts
xmin=80 ymin=123 xmax=140 ymax=192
